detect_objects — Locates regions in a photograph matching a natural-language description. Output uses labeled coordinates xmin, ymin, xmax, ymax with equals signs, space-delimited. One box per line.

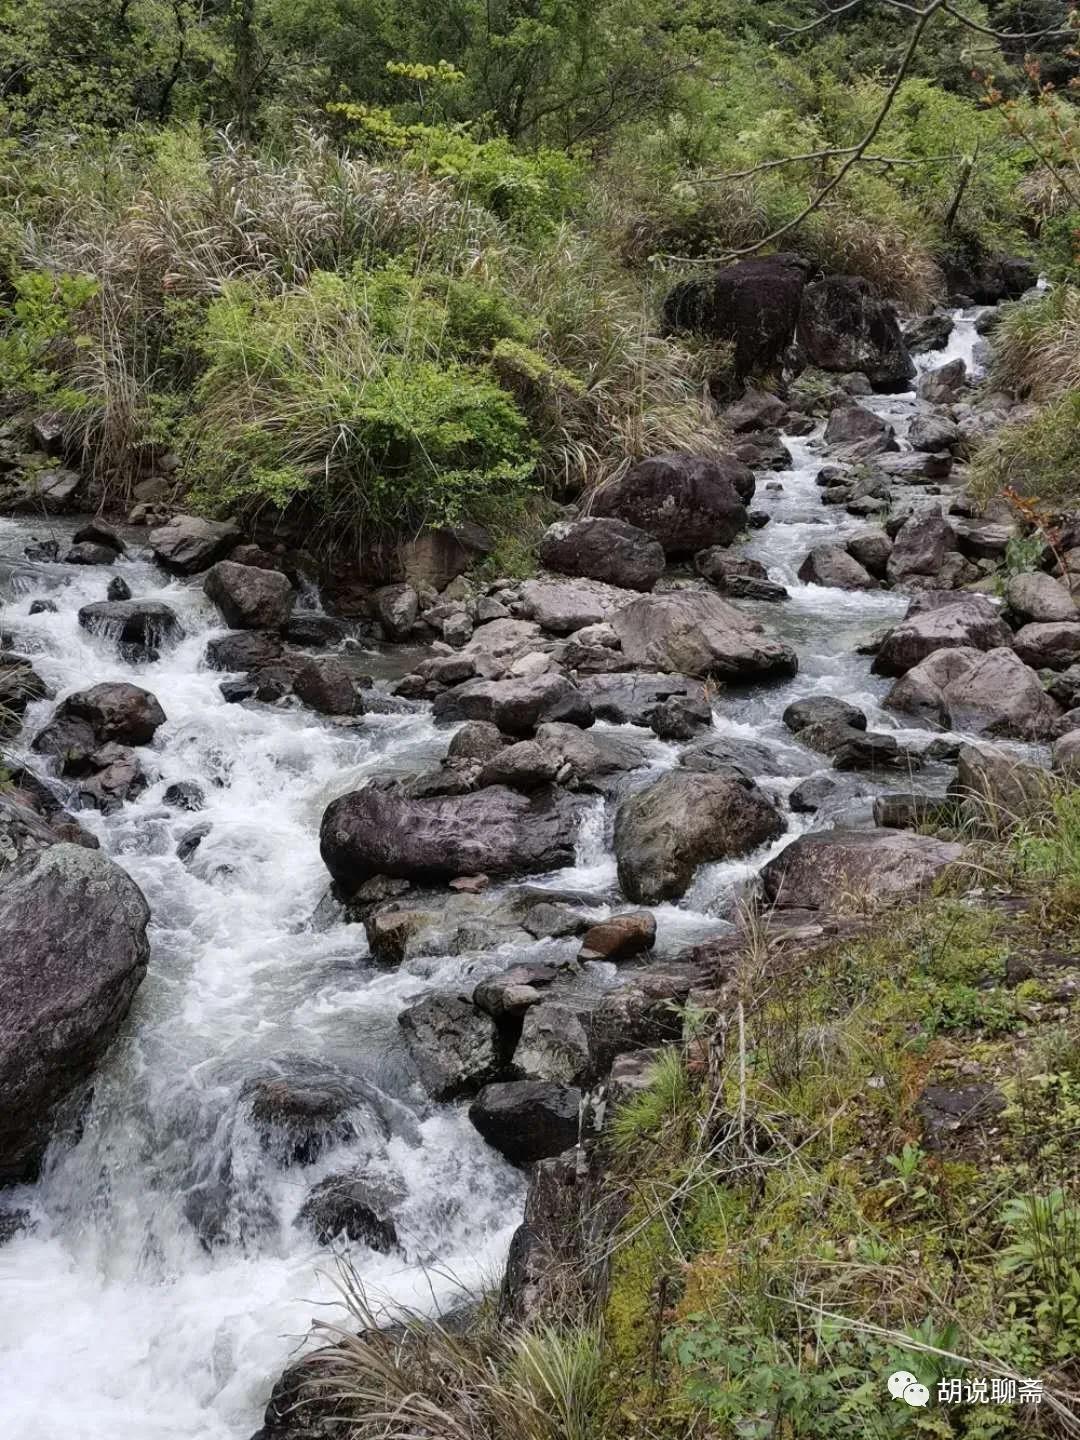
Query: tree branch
xmin=664 ymin=0 xmax=944 ymax=264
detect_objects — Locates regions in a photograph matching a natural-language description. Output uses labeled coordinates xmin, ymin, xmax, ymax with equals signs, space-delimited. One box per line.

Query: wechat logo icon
xmin=888 ymin=1370 xmax=931 ymax=1407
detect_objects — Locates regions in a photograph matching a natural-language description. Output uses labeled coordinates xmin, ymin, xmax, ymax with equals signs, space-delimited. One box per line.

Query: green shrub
xmin=185 ymin=272 xmax=537 ymax=545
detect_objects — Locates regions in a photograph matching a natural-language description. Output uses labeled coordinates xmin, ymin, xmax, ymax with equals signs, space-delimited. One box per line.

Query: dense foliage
xmin=0 ymin=0 xmax=1077 ymax=548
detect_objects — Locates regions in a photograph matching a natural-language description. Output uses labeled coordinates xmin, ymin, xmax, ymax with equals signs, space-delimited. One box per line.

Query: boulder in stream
xmin=615 ymin=770 xmax=784 ymax=903
xmin=539 ymin=517 xmax=665 ymax=592
xmin=320 ymin=783 xmax=579 ymax=889
xmin=590 ymin=453 xmax=752 ymax=555
xmin=798 ymin=275 xmax=914 ymax=390
xmin=872 ymin=594 xmax=1011 ymax=677
xmin=150 ymin=515 xmax=240 ymax=574
xmin=0 ymin=844 xmax=150 ymax=1182
xmin=204 ymin=561 xmax=296 ymax=631
xmin=78 ymin=599 xmax=184 ymax=660
xmin=57 ymin=682 xmax=166 ymax=746
xmin=611 ymin=590 xmax=797 ymax=682
xmin=469 ymin=1080 xmax=581 ymax=1165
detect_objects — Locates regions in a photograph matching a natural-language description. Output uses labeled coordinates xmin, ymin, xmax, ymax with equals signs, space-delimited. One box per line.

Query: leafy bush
xmin=185 ymin=272 xmax=537 ymax=544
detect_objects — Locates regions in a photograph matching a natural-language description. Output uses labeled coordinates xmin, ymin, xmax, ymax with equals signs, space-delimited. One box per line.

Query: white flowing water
xmin=0 ymin=305 xmax=1016 ymax=1439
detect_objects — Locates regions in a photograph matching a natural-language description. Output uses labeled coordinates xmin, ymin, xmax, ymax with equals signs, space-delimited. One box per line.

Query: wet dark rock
xmin=0 ymin=844 xmax=150 ymax=1182
xmin=163 ymin=780 xmax=205 ymax=812
xmin=797 ymin=720 xmax=911 ymax=771
xmin=204 ymin=630 xmax=284 ymax=672
xmin=204 ymin=561 xmax=296 ymax=631
xmin=578 ymin=911 xmax=656 ymax=963
xmin=478 ymin=739 xmax=559 ymax=791
xmin=872 ymin=594 xmax=1011 ymax=676
xmin=521 ymin=902 xmax=590 ymax=939
xmin=286 ymin=614 xmax=349 ymax=647
xmin=611 ymin=590 xmax=797 ymax=682
xmin=432 ymin=673 xmax=593 ymax=735
xmin=539 ymin=517 xmax=665 ymax=593
xmin=696 ymin=548 xmax=788 ymax=601
xmin=74 ymin=745 xmax=148 ymax=814
xmin=469 ymin=1081 xmax=581 ymax=1165
xmin=615 ymin=770 xmax=784 ymax=903
xmin=293 ymin=656 xmax=358 ymax=716
xmin=723 ymin=386 xmax=788 ymax=432
xmin=797 ymin=544 xmax=876 ymax=589
xmin=799 ymin=275 xmax=914 ymax=390
xmin=73 ymin=519 xmax=124 ymax=553
xmin=399 ymin=993 xmax=501 ymax=1100
xmin=904 ymin=311 xmax=955 ymax=354
xmin=789 ymin=773 xmax=839 ymax=813
xmin=0 ymin=653 xmax=49 ymax=733
xmin=534 ymin=721 xmax=652 ymax=789
xmin=661 ymin=255 xmax=807 ymax=378
xmin=590 ymin=453 xmax=751 ymax=556
xmin=647 ymin=694 xmax=712 ymax=740
xmin=78 ymin=599 xmax=184 ymax=660
xmin=760 ymin=828 xmax=964 ymax=911
xmin=321 ymin=784 xmax=579 ymax=889
xmin=244 ymin=1069 xmax=409 ymax=1171
xmin=176 ymin=822 xmax=212 ymax=863
xmin=65 ymin=541 xmax=117 ymax=567
xmin=28 ymin=598 xmax=57 ymax=615
xmin=783 ymin=695 xmax=866 ymax=734
xmin=297 ymin=1168 xmax=404 ymax=1252
xmin=58 ymin=682 xmax=166 ymax=746
xmin=220 ymin=678 xmax=257 ymax=704
xmin=106 ymin=576 xmax=132 ymax=602
xmin=31 ymin=714 xmax=98 ymax=774
xmin=577 ymin=672 xmax=710 ymax=727
xmin=680 ymin=732 xmax=803 ymax=781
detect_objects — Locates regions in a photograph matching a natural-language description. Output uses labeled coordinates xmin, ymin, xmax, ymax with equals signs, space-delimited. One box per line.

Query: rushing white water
xmin=0 ymin=305 xmax=1029 ymax=1439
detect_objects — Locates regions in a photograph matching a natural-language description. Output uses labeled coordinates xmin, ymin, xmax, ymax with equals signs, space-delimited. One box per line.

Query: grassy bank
xmin=282 ymin=790 xmax=1080 ymax=1438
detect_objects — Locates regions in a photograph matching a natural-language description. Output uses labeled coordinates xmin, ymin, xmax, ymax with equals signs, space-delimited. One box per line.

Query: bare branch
xmin=661 ymin=0 xmax=945 ymax=264
xmin=941 ymin=2 xmax=1077 ymax=41
xmin=771 ymin=0 xmax=866 ymax=37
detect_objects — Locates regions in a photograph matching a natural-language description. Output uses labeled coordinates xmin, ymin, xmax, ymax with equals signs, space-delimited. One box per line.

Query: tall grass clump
xmin=0 ymin=126 xmax=722 ymax=554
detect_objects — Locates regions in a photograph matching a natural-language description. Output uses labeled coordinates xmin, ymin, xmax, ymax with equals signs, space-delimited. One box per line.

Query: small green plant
xmin=881 ymin=1143 xmax=932 ymax=1212
xmin=999 ymin=1190 xmax=1080 ymax=1359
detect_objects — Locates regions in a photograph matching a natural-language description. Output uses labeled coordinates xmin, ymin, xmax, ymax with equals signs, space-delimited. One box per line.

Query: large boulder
xmin=760 ymin=829 xmax=963 ymax=911
xmin=872 ymin=595 xmax=1012 ymax=676
xmin=3 ymin=467 xmax=82 ymax=513
xmin=797 ymin=545 xmax=876 ymax=590
xmin=949 ymin=742 xmax=1049 ymax=828
xmin=1005 ymin=572 xmax=1077 ymax=625
xmin=886 ymin=512 xmax=956 ymax=586
xmin=373 ymin=583 xmax=419 ymax=641
xmin=798 ymin=275 xmax=915 ymax=390
xmin=293 ymin=657 xmax=357 ymax=716
xmin=661 ymin=255 xmax=807 ymax=378
xmin=469 ymin=1081 xmax=581 ymax=1165
xmin=520 ymin=578 xmax=636 ymax=635
xmin=432 ymin=673 xmax=593 ymax=734
xmin=823 ymin=404 xmax=896 ymax=455
xmin=611 ymin=590 xmax=797 ymax=682
xmin=577 ymin=672 xmax=710 ymax=727
xmin=539 ymin=517 xmax=665 ymax=592
xmin=1012 ymin=621 xmax=1080 ymax=671
xmin=149 ymin=515 xmax=240 ymax=574
xmin=204 ymin=561 xmax=295 ymax=631
xmin=918 ymin=358 xmax=966 ymax=404
xmin=696 ymin=549 xmax=788 ymax=602
xmin=320 ymin=783 xmax=579 ymax=889
xmin=885 ymin=646 xmax=1060 ymax=739
xmin=615 ymin=770 xmax=784 ymax=903
xmin=77 ymin=599 xmax=184 ymax=660
xmin=0 ymin=845 xmax=150 ymax=1181
xmin=458 ymin=619 xmax=551 ymax=681
xmin=908 ymin=413 xmax=961 ymax=453
xmin=297 ymin=1169 xmax=403 ymax=1252
xmin=56 ymin=683 xmax=166 ymax=746
xmin=590 ymin=454 xmax=752 ymax=556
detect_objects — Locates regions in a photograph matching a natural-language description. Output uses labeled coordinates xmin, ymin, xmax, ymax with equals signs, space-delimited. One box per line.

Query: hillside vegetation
xmin=1 ymin=0 xmax=1077 ymax=564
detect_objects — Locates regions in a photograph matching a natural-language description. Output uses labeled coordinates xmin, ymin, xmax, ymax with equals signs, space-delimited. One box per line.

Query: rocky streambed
xmin=2 ymin=294 xmax=1078 ymax=1439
